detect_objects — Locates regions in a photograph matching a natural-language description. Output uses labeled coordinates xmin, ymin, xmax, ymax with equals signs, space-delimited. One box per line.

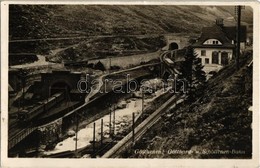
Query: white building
xmin=192 ymin=19 xmax=247 ymax=74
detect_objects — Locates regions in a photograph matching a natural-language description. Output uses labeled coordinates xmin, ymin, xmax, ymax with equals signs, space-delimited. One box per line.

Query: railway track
xmin=8 ymin=62 xmax=161 ymax=152
xmin=8 ymin=126 xmax=36 ymax=150
xmin=102 ymin=93 xmax=184 ymax=158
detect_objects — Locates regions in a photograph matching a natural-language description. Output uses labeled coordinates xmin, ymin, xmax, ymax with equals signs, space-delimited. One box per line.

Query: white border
xmin=1 ymin=1 xmax=259 ymax=168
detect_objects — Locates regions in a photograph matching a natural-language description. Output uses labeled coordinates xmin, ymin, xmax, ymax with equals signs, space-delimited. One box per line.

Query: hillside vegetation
xmin=9 ymin=5 xmax=253 ymax=40
xmin=127 ymin=51 xmax=253 ymax=159
xmin=9 ymin=5 xmax=253 ymax=62
xmin=49 ymin=36 xmax=166 ymax=62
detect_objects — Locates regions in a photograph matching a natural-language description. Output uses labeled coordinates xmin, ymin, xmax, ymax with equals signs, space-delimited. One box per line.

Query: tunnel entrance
xmin=169 ymin=42 xmax=179 ymax=50
xmin=50 ymin=82 xmax=71 ymax=96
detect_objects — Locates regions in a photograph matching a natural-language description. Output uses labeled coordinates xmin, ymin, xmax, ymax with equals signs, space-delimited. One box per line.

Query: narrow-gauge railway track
xmin=102 ymin=93 xmax=184 ymax=158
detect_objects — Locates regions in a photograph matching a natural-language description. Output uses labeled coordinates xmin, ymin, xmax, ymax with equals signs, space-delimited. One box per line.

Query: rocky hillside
xmin=9 ymin=5 xmax=253 ymax=62
xmin=9 ymin=5 xmax=253 ymax=40
xmin=49 ymin=35 xmax=166 ymax=62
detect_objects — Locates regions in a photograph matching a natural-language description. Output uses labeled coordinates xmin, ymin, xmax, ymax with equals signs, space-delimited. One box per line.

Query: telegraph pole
xmin=100 ymin=119 xmax=103 ymax=146
xmin=142 ymin=88 xmax=144 ymax=113
xmin=113 ymin=105 xmax=116 ymax=136
xmin=109 ymin=108 xmax=112 ymax=137
xmin=235 ymin=6 xmax=241 ymax=70
xmin=109 ymin=57 xmax=112 ymax=71
xmin=132 ymin=112 xmax=135 ymax=143
xmin=75 ymin=114 xmax=79 ymax=155
xmin=92 ymin=122 xmax=96 ymax=156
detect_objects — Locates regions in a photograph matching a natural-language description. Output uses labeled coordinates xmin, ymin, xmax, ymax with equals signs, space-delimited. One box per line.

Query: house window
xmin=212 ymin=40 xmax=220 ymax=45
xmin=205 ymin=58 xmax=209 ymax=64
xmin=198 ymin=58 xmax=202 ymax=63
xmin=212 ymin=51 xmax=219 ymax=64
xmin=201 ymin=50 xmax=206 ymax=56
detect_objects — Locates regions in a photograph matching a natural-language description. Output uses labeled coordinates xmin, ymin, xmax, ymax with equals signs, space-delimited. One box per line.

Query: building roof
xmin=192 ymin=22 xmax=246 ymax=49
xmin=222 ymin=26 xmax=247 ymax=42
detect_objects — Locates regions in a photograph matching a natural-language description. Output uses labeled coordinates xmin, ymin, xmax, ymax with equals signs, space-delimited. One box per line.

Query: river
xmin=44 ymin=79 xmax=167 ymax=156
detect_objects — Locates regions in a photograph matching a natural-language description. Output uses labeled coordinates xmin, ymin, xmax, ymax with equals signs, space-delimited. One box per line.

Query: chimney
xmin=216 ymin=18 xmax=224 ymax=28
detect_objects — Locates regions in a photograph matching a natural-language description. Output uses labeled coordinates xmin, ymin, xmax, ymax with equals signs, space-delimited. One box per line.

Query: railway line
xmin=43 ymin=92 xmax=184 ymax=158
xmin=100 ymin=50 xmax=253 ymax=158
xmin=8 ymin=46 xmax=181 ymax=153
xmin=102 ymin=93 xmax=185 ymax=158
xmin=63 ymin=62 xmax=160 ymax=118
xmin=8 ymin=62 xmax=161 ymax=152
xmin=8 ymin=93 xmax=66 ymax=150
xmin=159 ymin=49 xmax=186 ymax=78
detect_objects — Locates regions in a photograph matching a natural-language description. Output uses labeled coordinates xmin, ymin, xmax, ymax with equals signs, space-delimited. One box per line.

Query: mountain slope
xmin=127 ymin=51 xmax=253 ymax=158
xmin=9 ymin=5 xmax=253 ymax=40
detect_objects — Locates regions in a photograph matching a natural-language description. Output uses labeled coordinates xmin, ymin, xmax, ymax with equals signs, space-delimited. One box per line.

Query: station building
xmin=192 ymin=18 xmax=247 ymax=74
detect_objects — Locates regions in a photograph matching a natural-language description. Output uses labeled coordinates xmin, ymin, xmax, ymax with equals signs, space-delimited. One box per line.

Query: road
xmin=10 ymin=55 xmax=58 ymax=69
xmin=9 ymin=33 xmax=180 ymax=43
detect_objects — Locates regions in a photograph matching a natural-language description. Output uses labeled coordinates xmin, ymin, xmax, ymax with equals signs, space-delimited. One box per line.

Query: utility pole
xmin=141 ymin=87 xmax=144 ymax=119
xmin=132 ymin=112 xmax=135 ymax=143
xmin=93 ymin=122 xmax=96 ymax=156
xmin=47 ymin=79 xmax=50 ymax=103
xmin=109 ymin=57 xmax=112 ymax=71
xmin=160 ymin=62 xmax=163 ymax=78
xmin=113 ymin=105 xmax=116 ymax=136
xmin=109 ymin=108 xmax=112 ymax=137
xmin=235 ymin=5 xmax=241 ymax=70
xmin=75 ymin=114 xmax=79 ymax=155
xmin=100 ymin=119 xmax=103 ymax=146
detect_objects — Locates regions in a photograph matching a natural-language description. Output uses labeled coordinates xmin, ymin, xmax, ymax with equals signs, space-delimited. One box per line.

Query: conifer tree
xmin=180 ymin=46 xmax=206 ymax=101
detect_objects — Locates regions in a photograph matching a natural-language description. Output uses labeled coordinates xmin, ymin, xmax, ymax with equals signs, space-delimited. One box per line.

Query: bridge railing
xmin=160 ymin=48 xmax=187 ymax=78
xmin=160 ymin=48 xmax=186 ymax=61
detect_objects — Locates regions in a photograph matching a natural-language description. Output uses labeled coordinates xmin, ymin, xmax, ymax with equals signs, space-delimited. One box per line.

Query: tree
xmin=180 ymin=46 xmax=206 ymax=101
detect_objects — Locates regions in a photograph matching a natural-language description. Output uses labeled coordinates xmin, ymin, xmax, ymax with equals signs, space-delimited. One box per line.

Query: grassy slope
xmin=9 ymin=5 xmax=252 ymax=58
xmin=50 ymin=36 xmax=166 ymax=62
xmin=9 ymin=5 xmax=252 ymax=40
xmin=127 ymin=51 xmax=253 ymax=159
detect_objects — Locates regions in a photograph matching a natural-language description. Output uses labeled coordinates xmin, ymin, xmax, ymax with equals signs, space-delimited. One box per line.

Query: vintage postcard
xmin=1 ymin=1 xmax=259 ymax=168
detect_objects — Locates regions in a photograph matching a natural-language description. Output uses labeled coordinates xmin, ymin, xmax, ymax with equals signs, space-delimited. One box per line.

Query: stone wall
xmin=88 ymin=51 xmax=161 ymax=69
xmin=37 ymin=118 xmax=63 ymax=146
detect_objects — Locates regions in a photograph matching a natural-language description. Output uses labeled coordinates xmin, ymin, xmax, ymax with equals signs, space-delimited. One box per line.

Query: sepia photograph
xmin=1 ymin=1 xmax=259 ymax=167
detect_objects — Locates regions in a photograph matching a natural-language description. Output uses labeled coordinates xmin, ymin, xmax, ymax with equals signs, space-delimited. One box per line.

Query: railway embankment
xmin=126 ymin=51 xmax=253 ymax=159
